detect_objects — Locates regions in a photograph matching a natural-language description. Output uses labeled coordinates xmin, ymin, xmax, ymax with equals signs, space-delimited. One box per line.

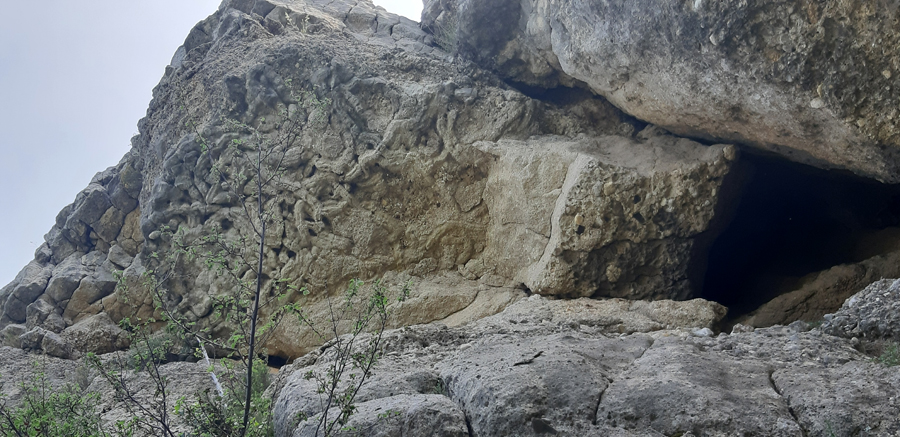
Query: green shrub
xmin=0 ymin=362 xmax=109 ymax=437
xmin=175 ymin=358 xmax=273 ymax=437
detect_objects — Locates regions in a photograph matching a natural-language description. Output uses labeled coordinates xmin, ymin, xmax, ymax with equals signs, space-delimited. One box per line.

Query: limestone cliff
xmin=0 ymin=0 xmax=736 ymax=359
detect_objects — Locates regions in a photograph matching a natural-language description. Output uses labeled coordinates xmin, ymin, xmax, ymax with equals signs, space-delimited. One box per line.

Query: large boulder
xmin=62 ymin=313 xmax=131 ymax=355
xmin=821 ymin=277 xmax=900 ymax=342
xmin=423 ymin=0 xmax=900 ymax=182
xmin=477 ymin=134 xmax=734 ymax=298
xmin=0 ymin=261 xmax=52 ymax=325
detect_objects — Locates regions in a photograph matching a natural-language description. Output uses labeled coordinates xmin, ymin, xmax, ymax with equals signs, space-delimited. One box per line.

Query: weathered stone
xmin=596 ymin=338 xmax=802 ymax=436
xmin=773 ymin=362 xmax=900 ymax=436
xmin=0 ymin=324 xmax=25 ymax=348
xmin=62 ymin=313 xmax=130 ymax=354
xmin=18 ymin=328 xmax=46 ymax=351
xmin=25 ymin=299 xmax=65 ymax=333
xmin=2 ymin=261 xmax=52 ymax=324
xmin=294 ymin=394 xmax=469 ymax=437
xmin=439 ymin=332 xmax=650 ymax=436
xmin=272 ymin=296 xmax=897 ymax=437
xmin=486 ymin=294 xmax=726 ymax=335
xmin=425 ymin=0 xmax=900 ymax=182
xmin=40 ymin=331 xmax=72 ymax=359
xmin=33 ymin=243 xmax=52 ymax=264
xmin=86 ymin=359 xmax=219 ymax=435
xmin=821 ymin=278 xmax=900 ymax=342
xmin=107 ymin=161 xmax=142 ymax=213
xmin=58 ymin=0 xmax=739 ymax=359
xmin=106 ymin=244 xmax=134 ymax=269
xmin=45 ymin=253 xmax=88 ymax=303
xmin=0 ymin=347 xmax=81 ymax=406
xmin=116 ymin=208 xmax=143 ymax=255
xmin=94 ymin=206 xmax=126 ymax=244
xmin=44 ymin=224 xmax=78 ymax=264
xmin=743 ymin=250 xmax=900 ymax=327
xmin=67 ymin=183 xmax=113 ymax=228
xmin=479 ymin=134 xmax=735 ymax=298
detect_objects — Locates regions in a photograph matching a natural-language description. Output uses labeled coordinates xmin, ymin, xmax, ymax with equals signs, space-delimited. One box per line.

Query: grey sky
xmin=0 ymin=0 xmax=422 ymax=287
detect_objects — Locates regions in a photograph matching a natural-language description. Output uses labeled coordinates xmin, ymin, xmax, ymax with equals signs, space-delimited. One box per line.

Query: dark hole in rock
xmin=267 ymin=355 xmax=288 ymax=368
xmin=632 ymin=213 xmax=645 ymax=224
xmin=221 ymin=219 xmax=233 ymax=231
xmin=308 ymin=228 xmax=317 ymax=237
xmin=321 ymin=216 xmax=331 ymax=228
xmin=633 ymin=195 xmax=641 ymax=204
xmin=576 ymin=225 xmax=586 ymax=234
xmin=287 ymin=250 xmax=297 ymax=258
xmin=700 ymin=152 xmax=900 ymax=321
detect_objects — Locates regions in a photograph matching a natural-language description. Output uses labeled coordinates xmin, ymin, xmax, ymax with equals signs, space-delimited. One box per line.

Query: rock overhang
xmin=427 ymin=0 xmax=900 ymax=183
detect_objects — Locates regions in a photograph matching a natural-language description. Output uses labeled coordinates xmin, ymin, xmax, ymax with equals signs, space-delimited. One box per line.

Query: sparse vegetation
xmin=431 ymin=11 xmax=458 ymax=53
xmin=62 ymin=83 xmax=406 ymax=437
xmin=0 ymin=362 xmax=110 ymax=437
xmin=875 ymin=342 xmax=900 ymax=367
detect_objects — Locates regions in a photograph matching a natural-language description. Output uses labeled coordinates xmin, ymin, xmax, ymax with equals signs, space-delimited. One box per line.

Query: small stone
xmin=606 ymin=265 xmax=622 ymax=283
xmin=692 ymin=327 xmax=714 ymax=337
xmin=574 ymin=213 xmax=584 ymax=226
xmin=883 ymin=70 xmax=892 ymax=79
xmin=731 ymin=324 xmax=755 ymax=334
xmin=809 ymin=98 xmax=825 ymax=109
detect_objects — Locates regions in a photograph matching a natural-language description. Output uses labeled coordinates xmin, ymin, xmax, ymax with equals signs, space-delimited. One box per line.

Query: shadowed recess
xmin=701 ymin=152 xmax=900 ymax=317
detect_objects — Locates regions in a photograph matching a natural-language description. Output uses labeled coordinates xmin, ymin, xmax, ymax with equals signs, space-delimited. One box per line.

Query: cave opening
xmin=700 ymin=151 xmax=900 ymax=321
xmin=267 ymin=354 xmax=289 ymax=369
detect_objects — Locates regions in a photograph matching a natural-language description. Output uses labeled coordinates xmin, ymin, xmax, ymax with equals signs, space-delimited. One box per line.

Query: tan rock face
xmin=426 ymin=0 xmax=900 ymax=182
xmin=0 ymin=0 xmax=737 ymax=358
xmin=480 ymin=135 xmax=735 ymax=298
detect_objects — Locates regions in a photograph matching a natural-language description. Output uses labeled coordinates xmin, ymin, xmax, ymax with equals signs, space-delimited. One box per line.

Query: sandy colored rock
xmin=62 ymin=313 xmax=131 ymax=355
xmin=743 ymin=249 xmax=900 ymax=327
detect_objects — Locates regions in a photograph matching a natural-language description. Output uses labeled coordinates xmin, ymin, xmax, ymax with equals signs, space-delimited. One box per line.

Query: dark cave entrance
xmin=699 ymin=151 xmax=900 ymax=319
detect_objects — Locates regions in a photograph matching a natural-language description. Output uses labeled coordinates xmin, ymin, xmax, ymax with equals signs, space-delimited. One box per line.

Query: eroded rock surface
xmin=423 ymin=0 xmax=900 ymax=182
xmin=0 ymin=0 xmax=736 ymax=358
xmin=822 ymin=277 xmax=900 ymax=342
xmin=742 ymin=248 xmax=900 ymax=327
xmin=273 ymin=291 xmax=900 ymax=437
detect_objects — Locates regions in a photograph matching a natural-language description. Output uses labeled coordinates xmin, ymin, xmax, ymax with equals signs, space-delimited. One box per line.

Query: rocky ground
xmin=2 ymin=280 xmax=898 ymax=436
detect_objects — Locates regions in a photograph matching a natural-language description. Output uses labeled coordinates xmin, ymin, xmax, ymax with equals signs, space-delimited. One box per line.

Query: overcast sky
xmin=0 ymin=0 xmax=422 ymax=287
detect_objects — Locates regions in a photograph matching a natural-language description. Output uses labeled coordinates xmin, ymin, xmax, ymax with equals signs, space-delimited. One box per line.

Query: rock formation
xmin=3 ymin=0 xmax=900 ymax=435
xmin=423 ymin=0 xmax=900 ymax=182
xmin=0 ymin=0 xmax=739 ymax=359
